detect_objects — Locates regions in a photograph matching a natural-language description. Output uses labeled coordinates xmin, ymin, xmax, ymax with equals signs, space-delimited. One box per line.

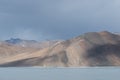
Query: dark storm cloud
xmin=0 ymin=0 xmax=120 ymax=40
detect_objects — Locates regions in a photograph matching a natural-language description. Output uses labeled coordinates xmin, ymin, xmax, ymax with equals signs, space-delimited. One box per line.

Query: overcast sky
xmin=0 ymin=0 xmax=120 ymax=40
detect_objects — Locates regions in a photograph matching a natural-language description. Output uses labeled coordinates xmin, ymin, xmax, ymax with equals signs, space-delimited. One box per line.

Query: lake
xmin=0 ymin=67 xmax=119 ymax=80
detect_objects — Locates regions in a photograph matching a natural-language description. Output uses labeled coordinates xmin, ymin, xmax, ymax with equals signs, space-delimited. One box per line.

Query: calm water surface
xmin=0 ymin=67 xmax=119 ymax=80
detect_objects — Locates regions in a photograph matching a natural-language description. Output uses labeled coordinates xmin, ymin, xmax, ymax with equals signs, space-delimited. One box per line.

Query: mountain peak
xmin=5 ymin=38 xmax=37 ymax=44
xmin=5 ymin=38 xmax=23 ymax=44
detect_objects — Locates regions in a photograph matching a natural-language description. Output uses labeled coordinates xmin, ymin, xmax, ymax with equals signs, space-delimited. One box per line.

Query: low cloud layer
xmin=0 ymin=0 xmax=120 ymax=40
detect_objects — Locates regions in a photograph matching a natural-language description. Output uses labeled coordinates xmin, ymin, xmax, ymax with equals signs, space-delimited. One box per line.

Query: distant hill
xmin=5 ymin=38 xmax=36 ymax=44
xmin=0 ymin=31 xmax=120 ymax=67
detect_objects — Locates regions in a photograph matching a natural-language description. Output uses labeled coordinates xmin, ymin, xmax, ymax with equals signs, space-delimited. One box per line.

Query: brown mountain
xmin=0 ymin=31 xmax=120 ymax=67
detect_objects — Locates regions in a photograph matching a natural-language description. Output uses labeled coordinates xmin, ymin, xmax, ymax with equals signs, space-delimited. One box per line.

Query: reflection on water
xmin=0 ymin=67 xmax=119 ymax=80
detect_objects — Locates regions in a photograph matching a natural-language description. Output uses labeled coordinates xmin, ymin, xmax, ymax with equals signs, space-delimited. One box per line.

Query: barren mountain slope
xmin=0 ymin=31 xmax=120 ymax=67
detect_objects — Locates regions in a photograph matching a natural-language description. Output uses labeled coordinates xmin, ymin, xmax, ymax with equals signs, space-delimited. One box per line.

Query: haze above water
xmin=0 ymin=67 xmax=119 ymax=80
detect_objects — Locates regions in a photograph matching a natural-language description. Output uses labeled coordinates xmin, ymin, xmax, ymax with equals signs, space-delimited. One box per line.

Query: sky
xmin=0 ymin=0 xmax=120 ymax=40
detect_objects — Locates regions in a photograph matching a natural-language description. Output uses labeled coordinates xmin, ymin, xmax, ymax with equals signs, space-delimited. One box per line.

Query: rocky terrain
xmin=0 ymin=31 xmax=120 ymax=67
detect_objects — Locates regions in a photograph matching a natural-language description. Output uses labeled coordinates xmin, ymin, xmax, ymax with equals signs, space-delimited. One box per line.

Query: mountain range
xmin=0 ymin=31 xmax=120 ymax=67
